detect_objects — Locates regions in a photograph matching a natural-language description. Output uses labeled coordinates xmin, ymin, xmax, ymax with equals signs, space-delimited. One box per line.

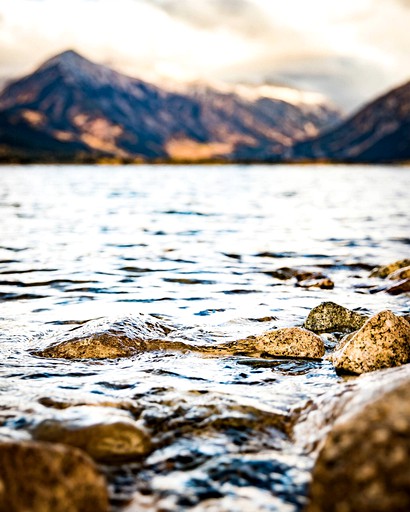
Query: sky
xmin=0 ymin=0 xmax=409 ymax=112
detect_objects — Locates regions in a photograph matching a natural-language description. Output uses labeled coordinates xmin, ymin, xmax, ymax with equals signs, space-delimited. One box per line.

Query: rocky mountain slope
xmin=0 ymin=50 xmax=340 ymax=163
xmin=291 ymin=80 xmax=410 ymax=163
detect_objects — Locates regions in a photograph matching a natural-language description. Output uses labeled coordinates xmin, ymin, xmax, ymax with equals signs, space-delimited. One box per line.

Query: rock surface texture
xmin=369 ymin=258 xmax=410 ymax=278
xmin=304 ymin=302 xmax=368 ymax=333
xmin=306 ymin=380 xmax=410 ymax=512
xmin=332 ymin=310 xmax=410 ymax=374
xmin=32 ymin=407 xmax=151 ymax=463
xmin=388 ymin=265 xmax=410 ymax=280
xmin=223 ymin=327 xmax=325 ymax=359
xmin=0 ymin=440 xmax=108 ymax=512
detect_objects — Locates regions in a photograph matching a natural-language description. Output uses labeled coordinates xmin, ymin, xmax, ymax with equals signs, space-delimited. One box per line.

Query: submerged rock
xmin=32 ymin=407 xmax=151 ymax=463
xmin=332 ymin=310 xmax=410 ymax=374
xmin=0 ymin=440 xmax=108 ymax=512
xmin=369 ymin=258 xmax=410 ymax=278
xmin=306 ymin=380 xmax=410 ymax=512
xmin=33 ymin=315 xmax=191 ymax=360
xmin=222 ymin=327 xmax=325 ymax=359
xmin=303 ymin=302 xmax=368 ymax=333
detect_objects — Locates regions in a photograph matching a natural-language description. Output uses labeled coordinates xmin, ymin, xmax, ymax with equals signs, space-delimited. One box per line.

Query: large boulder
xmin=306 ymin=380 xmax=410 ymax=512
xmin=370 ymin=258 xmax=410 ymax=278
xmin=221 ymin=327 xmax=325 ymax=359
xmin=304 ymin=302 xmax=368 ymax=333
xmin=332 ymin=310 xmax=410 ymax=374
xmin=32 ymin=407 xmax=151 ymax=463
xmin=0 ymin=440 xmax=108 ymax=512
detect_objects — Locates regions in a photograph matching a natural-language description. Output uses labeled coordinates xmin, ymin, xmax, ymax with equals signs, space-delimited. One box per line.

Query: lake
xmin=0 ymin=164 xmax=409 ymax=511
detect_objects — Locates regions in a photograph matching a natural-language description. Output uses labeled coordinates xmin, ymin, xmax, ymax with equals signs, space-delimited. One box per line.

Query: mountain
xmin=290 ymin=80 xmax=410 ymax=163
xmin=0 ymin=50 xmax=340 ymax=163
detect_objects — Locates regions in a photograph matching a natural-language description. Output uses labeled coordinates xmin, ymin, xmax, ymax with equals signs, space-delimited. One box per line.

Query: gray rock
xmin=332 ymin=310 xmax=410 ymax=374
xmin=221 ymin=327 xmax=325 ymax=359
xmin=369 ymin=258 xmax=410 ymax=278
xmin=306 ymin=380 xmax=410 ymax=512
xmin=32 ymin=407 xmax=151 ymax=463
xmin=0 ymin=440 xmax=108 ymax=512
xmin=304 ymin=302 xmax=368 ymax=333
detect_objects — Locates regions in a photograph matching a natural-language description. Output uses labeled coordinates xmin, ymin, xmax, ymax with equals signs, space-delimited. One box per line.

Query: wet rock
xmin=33 ymin=315 xmax=191 ymax=359
xmin=387 ymin=265 xmax=410 ymax=280
xmin=0 ymin=440 xmax=108 ymax=512
xmin=369 ymin=258 xmax=410 ymax=278
xmin=306 ymin=380 xmax=410 ymax=512
xmin=32 ymin=407 xmax=151 ymax=463
xmin=225 ymin=327 xmax=325 ymax=359
xmin=295 ymin=271 xmax=328 ymax=282
xmin=263 ymin=267 xmax=299 ymax=280
xmin=304 ymin=302 xmax=368 ymax=333
xmin=296 ymin=277 xmax=334 ymax=290
xmin=332 ymin=310 xmax=410 ymax=374
xmin=385 ymin=278 xmax=410 ymax=296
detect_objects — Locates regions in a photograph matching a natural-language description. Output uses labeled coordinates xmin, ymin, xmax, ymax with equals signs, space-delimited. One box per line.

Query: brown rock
xmin=369 ymin=258 xmax=410 ymax=278
xmin=0 ymin=440 xmax=108 ymax=512
xmin=33 ymin=315 xmax=190 ymax=360
xmin=32 ymin=407 xmax=151 ymax=463
xmin=303 ymin=302 xmax=368 ymax=333
xmin=385 ymin=278 xmax=410 ymax=296
xmin=296 ymin=277 xmax=334 ymax=289
xmin=332 ymin=310 xmax=410 ymax=374
xmin=224 ymin=327 xmax=325 ymax=359
xmin=306 ymin=381 xmax=410 ymax=512
xmin=387 ymin=265 xmax=410 ymax=280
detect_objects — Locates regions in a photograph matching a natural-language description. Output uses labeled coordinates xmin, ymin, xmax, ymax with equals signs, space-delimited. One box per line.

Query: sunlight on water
xmin=0 ymin=164 xmax=409 ymax=510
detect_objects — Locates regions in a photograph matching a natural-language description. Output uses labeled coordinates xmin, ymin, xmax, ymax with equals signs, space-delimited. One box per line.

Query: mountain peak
xmin=37 ymin=49 xmax=134 ymax=91
xmin=40 ymin=49 xmax=89 ymax=70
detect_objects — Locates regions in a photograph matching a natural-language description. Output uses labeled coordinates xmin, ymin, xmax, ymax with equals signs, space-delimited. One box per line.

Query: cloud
xmin=0 ymin=0 xmax=409 ymax=111
xmin=147 ymin=0 xmax=273 ymax=38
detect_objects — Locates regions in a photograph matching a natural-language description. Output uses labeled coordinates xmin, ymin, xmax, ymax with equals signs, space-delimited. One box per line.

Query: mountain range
xmin=290 ymin=80 xmax=410 ymax=163
xmin=0 ymin=50 xmax=408 ymax=163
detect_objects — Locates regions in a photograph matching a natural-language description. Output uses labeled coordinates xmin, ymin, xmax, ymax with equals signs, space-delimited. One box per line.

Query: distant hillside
xmin=0 ymin=50 xmax=340 ymax=163
xmin=290 ymin=80 xmax=410 ymax=163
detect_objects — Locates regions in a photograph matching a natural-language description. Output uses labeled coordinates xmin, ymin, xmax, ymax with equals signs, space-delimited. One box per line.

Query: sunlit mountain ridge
xmin=0 ymin=50 xmax=340 ymax=163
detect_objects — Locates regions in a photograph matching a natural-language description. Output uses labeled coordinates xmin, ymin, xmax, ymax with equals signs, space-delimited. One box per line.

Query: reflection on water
xmin=0 ymin=164 xmax=409 ymax=510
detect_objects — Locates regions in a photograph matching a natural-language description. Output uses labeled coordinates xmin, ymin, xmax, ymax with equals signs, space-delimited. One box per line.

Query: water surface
xmin=0 ymin=164 xmax=409 ymax=510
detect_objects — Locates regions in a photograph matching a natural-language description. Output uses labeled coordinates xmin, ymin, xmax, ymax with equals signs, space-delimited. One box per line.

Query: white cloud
xmin=0 ymin=0 xmax=409 ymax=111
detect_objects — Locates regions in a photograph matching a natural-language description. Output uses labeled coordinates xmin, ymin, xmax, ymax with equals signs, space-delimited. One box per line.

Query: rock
xmin=32 ymin=407 xmax=151 ymax=463
xmin=295 ymin=271 xmax=327 ymax=282
xmin=296 ymin=277 xmax=334 ymax=290
xmin=385 ymin=278 xmax=410 ymax=296
xmin=306 ymin=381 xmax=410 ymax=512
xmin=387 ymin=265 xmax=410 ymax=280
xmin=224 ymin=327 xmax=325 ymax=359
xmin=263 ymin=267 xmax=298 ymax=280
xmin=304 ymin=302 xmax=368 ymax=333
xmin=33 ymin=315 xmax=190 ymax=360
xmin=264 ymin=268 xmax=329 ymax=283
xmin=332 ymin=310 xmax=410 ymax=374
xmin=0 ymin=440 xmax=108 ymax=512
xmin=369 ymin=258 xmax=410 ymax=278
